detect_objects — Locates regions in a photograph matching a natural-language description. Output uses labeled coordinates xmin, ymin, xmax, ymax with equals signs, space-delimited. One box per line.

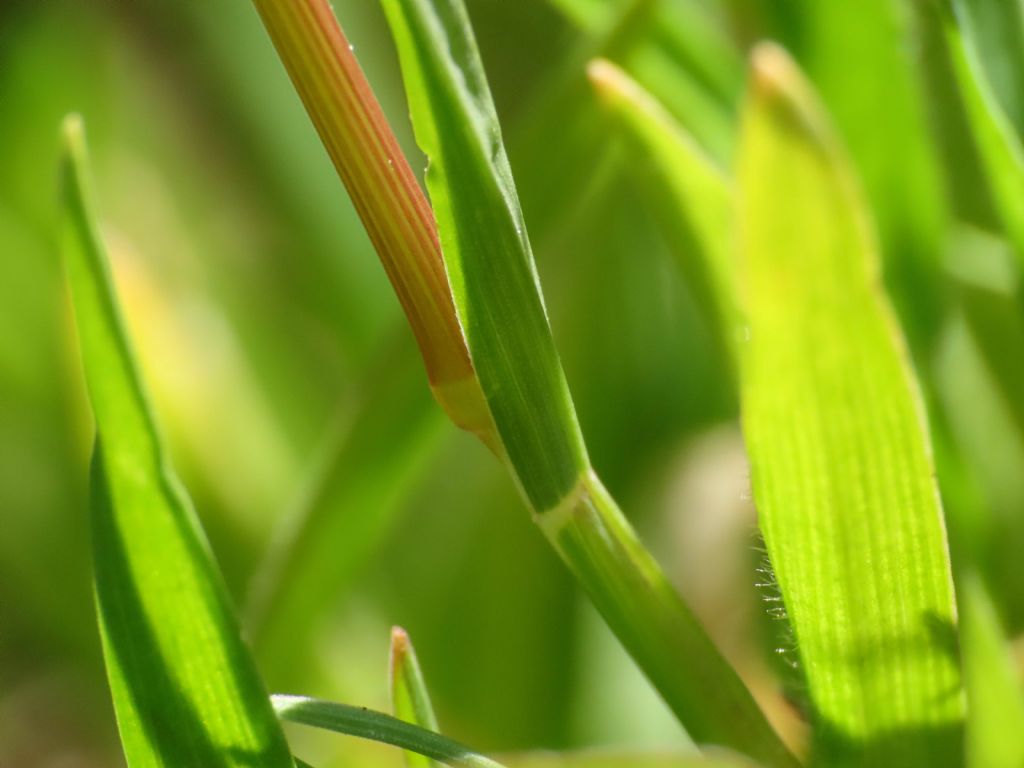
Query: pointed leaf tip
xmin=749 ymin=42 xmax=793 ymax=100
xmin=389 ymin=626 xmax=440 ymax=767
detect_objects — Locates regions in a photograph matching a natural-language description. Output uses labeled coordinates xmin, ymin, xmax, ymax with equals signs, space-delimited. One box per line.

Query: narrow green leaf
xmin=381 ymin=3 xmax=796 ymax=764
xmin=737 ymin=46 xmax=963 ymax=766
xmin=380 ymin=0 xmax=588 ymax=511
xmin=59 ymin=117 xmax=293 ymax=766
xmin=937 ymin=0 xmax=1024 ymax=263
xmin=960 ymin=571 xmax=1024 ymax=768
xmin=272 ymin=695 xmax=505 ymax=768
xmin=390 ymin=626 xmax=441 ymax=768
xmin=587 ymin=58 xmax=735 ymax=369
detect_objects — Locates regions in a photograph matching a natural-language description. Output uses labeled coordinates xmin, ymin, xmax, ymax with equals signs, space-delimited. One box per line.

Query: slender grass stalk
xmin=272 ymin=695 xmax=506 ymax=768
xmin=248 ymin=0 xmax=496 ymax=447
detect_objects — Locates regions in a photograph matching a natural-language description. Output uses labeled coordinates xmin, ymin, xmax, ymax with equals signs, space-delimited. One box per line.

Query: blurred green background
xmin=3 ymin=0 xmax=1023 ymax=765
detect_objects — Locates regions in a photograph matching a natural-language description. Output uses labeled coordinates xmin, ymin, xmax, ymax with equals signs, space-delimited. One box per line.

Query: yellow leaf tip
xmin=61 ymin=113 xmax=85 ymax=153
xmin=586 ymin=58 xmax=642 ymax=107
xmin=390 ymin=625 xmax=411 ymax=658
xmin=750 ymin=42 xmax=797 ymax=103
xmin=585 ymin=58 xmax=619 ymax=89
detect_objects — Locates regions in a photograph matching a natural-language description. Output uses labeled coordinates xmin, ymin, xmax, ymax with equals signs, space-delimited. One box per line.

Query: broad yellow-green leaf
xmin=390 ymin=626 xmax=441 ymax=768
xmin=960 ymin=571 xmax=1024 ymax=768
xmin=60 ymin=115 xmax=293 ymax=768
xmin=737 ymin=46 xmax=963 ymax=766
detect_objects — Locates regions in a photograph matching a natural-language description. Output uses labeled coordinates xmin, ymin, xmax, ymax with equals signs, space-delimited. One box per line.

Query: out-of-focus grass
xmin=4 ymin=0 xmax=1024 ymax=765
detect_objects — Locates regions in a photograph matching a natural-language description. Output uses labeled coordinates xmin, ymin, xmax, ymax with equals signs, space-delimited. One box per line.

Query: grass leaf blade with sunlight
xmin=737 ymin=46 xmax=964 ymax=766
xmin=59 ymin=116 xmax=294 ymax=767
xmin=391 ymin=626 xmax=441 ymax=768
xmin=272 ymin=695 xmax=505 ymax=768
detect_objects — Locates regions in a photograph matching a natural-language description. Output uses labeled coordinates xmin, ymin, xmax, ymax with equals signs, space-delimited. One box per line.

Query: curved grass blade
xmin=737 ymin=46 xmax=963 ymax=766
xmin=380 ymin=3 xmax=796 ymax=764
xmin=587 ymin=59 xmax=735 ymax=369
xmin=390 ymin=626 xmax=441 ymax=768
xmin=960 ymin=571 xmax=1024 ymax=768
xmin=272 ymin=695 xmax=505 ymax=768
xmin=936 ymin=0 xmax=1024 ymax=263
xmin=59 ymin=116 xmax=293 ymax=766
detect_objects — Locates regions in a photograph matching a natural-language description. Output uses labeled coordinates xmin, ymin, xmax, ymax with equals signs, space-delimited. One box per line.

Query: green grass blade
xmin=390 ymin=626 xmax=441 ymax=768
xmin=736 ymin=46 xmax=964 ymax=766
xmin=937 ymin=0 xmax=1024 ymax=263
xmin=59 ymin=116 xmax=293 ymax=767
xmin=380 ymin=3 xmax=795 ymax=763
xmin=380 ymin=0 xmax=588 ymax=511
xmin=272 ymin=695 xmax=505 ymax=768
xmin=587 ymin=59 xmax=735 ymax=369
xmin=960 ymin=571 xmax=1024 ymax=768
